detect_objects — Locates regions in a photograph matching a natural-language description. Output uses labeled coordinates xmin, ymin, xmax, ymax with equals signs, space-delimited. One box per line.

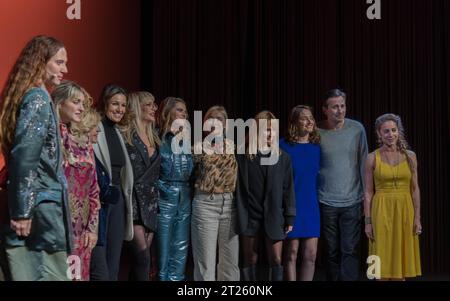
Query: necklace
xmin=383 ymin=149 xmax=400 ymax=189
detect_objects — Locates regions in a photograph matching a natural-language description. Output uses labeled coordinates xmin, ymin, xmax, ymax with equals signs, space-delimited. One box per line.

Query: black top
xmin=247 ymin=153 xmax=270 ymax=221
xmin=235 ymin=151 xmax=296 ymax=240
xmin=149 ymin=148 xmax=158 ymax=164
xmin=102 ymin=117 xmax=126 ymax=185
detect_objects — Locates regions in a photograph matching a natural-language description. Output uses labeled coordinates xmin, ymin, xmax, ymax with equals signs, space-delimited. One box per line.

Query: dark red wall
xmin=0 ymin=0 xmax=141 ymax=100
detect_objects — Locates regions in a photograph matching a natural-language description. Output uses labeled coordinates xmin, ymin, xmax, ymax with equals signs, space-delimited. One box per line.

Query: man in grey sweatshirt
xmin=317 ymin=89 xmax=368 ymax=281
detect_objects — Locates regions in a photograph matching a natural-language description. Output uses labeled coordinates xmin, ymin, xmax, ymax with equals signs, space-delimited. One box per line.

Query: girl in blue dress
xmin=280 ymin=105 xmax=321 ymax=281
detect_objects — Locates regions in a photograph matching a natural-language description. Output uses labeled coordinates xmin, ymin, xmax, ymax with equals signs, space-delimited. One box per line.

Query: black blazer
xmin=235 ymin=151 xmax=296 ymax=240
xmin=126 ymin=133 xmax=161 ymax=232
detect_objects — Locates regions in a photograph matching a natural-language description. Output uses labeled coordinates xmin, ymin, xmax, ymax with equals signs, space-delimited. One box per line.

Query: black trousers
xmin=106 ymin=193 xmax=125 ymax=281
xmin=90 ymin=246 xmax=109 ymax=281
xmin=320 ymin=202 xmax=362 ymax=281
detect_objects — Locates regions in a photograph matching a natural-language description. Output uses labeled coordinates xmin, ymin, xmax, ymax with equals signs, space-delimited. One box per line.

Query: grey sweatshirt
xmin=317 ymin=118 xmax=368 ymax=207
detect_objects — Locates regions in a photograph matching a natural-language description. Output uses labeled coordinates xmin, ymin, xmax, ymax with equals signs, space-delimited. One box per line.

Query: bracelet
xmin=364 ymin=217 xmax=372 ymax=225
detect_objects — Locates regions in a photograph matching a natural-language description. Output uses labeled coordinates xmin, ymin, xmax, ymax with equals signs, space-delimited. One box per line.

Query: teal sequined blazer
xmin=4 ymin=87 xmax=73 ymax=253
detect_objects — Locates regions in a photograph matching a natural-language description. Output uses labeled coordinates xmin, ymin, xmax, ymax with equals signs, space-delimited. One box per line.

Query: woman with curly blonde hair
xmin=364 ymin=113 xmax=422 ymax=280
xmin=80 ymin=108 xmax=122 ymax=281
xmin=0 ymin=35 xmax=71 ymax=281
xmin=52 ymin=81 xmax=100 ymax=281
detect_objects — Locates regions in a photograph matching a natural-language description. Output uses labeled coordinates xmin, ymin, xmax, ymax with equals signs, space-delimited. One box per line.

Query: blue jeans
xmin=320 ymin=202 xmax=362 ymax=281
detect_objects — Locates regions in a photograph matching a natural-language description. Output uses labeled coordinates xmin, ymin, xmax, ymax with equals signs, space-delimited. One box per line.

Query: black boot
xmin=241 ymin=265 xmax=257 ymax=281
xmin=269 ymin=265 xmax=283 ymax=281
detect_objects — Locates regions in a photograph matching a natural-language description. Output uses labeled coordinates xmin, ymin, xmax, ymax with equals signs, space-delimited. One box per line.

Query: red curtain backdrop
xmin=141 ymin=0 xmax=450 ymax=276
xmin=0 ymin=0 xmax=141 ymax=101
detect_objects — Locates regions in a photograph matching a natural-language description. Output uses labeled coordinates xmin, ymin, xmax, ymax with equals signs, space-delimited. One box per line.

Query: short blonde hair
xmin=52 ymin=80 xmax=93 ymax=125
xmin=71 ymin=108 xmax=101 ymax=145
xmin=203 ymin=105 xmax=228 ymax=137
xmin=204 ymin=105 xmax=228 ymax=123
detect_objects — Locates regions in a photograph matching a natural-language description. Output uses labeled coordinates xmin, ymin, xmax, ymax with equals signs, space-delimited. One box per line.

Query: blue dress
xmin=280 ymin=139 xmax=320 ymax=238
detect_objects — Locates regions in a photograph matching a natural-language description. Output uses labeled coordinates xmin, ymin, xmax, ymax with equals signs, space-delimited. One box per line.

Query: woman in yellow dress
xmin=363 ymin=114 xmax=422 ymax=280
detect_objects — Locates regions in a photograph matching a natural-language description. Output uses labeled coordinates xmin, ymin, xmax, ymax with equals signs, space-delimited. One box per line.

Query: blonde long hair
xmin=122 ymin=91 xmax=160 ymax=147
xmin=0 ymin=35 xmax=64 ymax=153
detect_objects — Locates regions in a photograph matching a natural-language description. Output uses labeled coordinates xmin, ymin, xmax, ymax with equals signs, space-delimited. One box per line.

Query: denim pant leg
xmin=157 ymin=192 xmax=178 ymax=281
xmin=168 ymin=185 xmax=191 ymax=281
xmin=217 ymin=194 xmax=240 ymax=281
xmin=320 ymin=204 xmax=340 ymax=281
xmin=191 ymin=193 xmax=220 ymax=281
xmin=339 ymin=203 xmax=362 ymax=281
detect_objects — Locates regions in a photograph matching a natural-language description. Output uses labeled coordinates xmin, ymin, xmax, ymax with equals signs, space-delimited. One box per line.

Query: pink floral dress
xmin=61 ymin=124 xmax=100 ymax=281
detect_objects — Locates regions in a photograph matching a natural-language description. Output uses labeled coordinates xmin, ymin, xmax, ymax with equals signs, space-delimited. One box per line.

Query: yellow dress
xmin=369 ymin=150 xmax=421 ymax=279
